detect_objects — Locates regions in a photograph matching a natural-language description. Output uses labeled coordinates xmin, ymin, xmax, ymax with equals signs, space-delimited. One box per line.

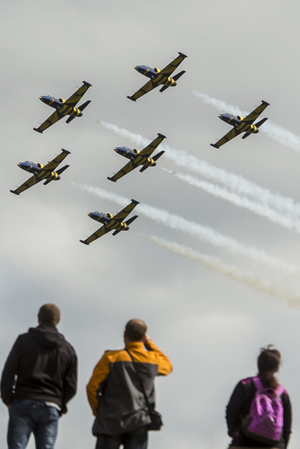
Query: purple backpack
xmin=242 ymin=377 xmax=285 ymax=445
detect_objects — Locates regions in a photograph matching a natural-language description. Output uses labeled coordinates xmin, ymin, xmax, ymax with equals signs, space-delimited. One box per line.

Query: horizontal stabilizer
xmin=159 ymin=85 xmax=169 ymax=93
xmin=242 ymin=132 xmax=251 ymax=140
xmin=56 ymin=165 xmax=70 ymax=175
xmin=66 ymin=116 xmax=75 ymax=124
xmin=255 ymin=117 xmax=268 ymax=128
xmin=125 ymin=215 xmax=138 ymax=225
xmin=152 ymin=150 xmax=165 ymax=161
xmin=79 ymin=100 xmax=91 ymax=112
xmin=140 ymin=165 xmax=149 ymax=173
xmin=173 ymin=70 xmax=186 ymax=81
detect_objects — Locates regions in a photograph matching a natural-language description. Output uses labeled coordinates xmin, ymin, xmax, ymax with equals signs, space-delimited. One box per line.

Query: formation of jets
xmin=11 ymin=52 xmax=270 ymax=244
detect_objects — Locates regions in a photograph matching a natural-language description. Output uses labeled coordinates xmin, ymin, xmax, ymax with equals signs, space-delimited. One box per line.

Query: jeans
xmin=96 ymin=425 xmax=148 ymax=449
xmin=7 ymin=399 xmax=59 ymax=449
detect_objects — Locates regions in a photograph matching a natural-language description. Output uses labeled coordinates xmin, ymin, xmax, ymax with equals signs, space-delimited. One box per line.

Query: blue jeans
xmin=7 ymin=399 xmax=59 ymax=449
xmin=96 ymin=425 xmax=148 ymax=449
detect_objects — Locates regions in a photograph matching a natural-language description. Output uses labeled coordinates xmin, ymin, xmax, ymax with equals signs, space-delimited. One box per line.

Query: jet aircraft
xmin=80 ymin=199 xmax=139 ymax=245
xmin=10 ymin=149 xmax=70 ymax=195
xmin=210 ymin=100 xmax=269 ymax=149
xmin=127 ymin=52 xmax=187 ymax=102
xmin=107 ymin=133 xmax=166 ymax=183
xmin=33 ymin=80 xmax=92 ymax=133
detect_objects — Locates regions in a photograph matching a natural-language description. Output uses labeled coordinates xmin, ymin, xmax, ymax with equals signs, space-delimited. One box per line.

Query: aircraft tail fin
xmin=78 ymin=100 xmax=91 ymax=112
xmin=140 ymin=151 xmax=165 ymax=173
xmin=112 ymin=215 xmax=138 ymax=236
xmin=140 ymin=165 xmax=149 ymax=173
xmin=159 ymin=85 xmax=169 ymax=93
xmin=125 ymin=215 xmax=138 ymax=226
xmin=43 ymin=165 xmax=70 ymax=185
xmin=242 ymin=117 xmax=268 ymax=139
xmin=255 ymin=117 xmax=268 ymax=128
xmin=56 ymin=165 xmax=70 ymax=175
xmin=173 ymin=70 xmax=186 ymax=81
xmin=242 ymin=132 xmax=251 ymax=140
xmin=152 ymin=150 xmax=165 ymax=161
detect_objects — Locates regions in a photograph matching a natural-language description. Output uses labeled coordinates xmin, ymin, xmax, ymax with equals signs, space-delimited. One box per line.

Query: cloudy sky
xmin=1 ymin=1 xmax=300 ymax=448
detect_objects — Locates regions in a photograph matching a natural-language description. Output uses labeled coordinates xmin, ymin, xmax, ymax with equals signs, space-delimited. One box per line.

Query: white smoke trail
xmin=100 ymin=120 xmax=300 ymax=218
xmin=193 ymin=90 xmax=300 ymax=152
xmin=74 ymin=184 xmax=300 ymax=275
xmin=163 ymin=169 xmax=300 ymax=233
xmin=146 ymin=235 xmax=300 ymax=309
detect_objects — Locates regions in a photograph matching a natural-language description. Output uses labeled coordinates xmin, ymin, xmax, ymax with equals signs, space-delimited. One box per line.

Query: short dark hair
xmin=38 ymin=304 xmax=61 ymax=326
xmin=125 ymin=319 xmax=147 ymax=341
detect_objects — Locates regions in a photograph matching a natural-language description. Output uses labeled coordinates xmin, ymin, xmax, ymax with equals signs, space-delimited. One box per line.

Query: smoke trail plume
xmin=75 ymin=184 xmax=299 ymax=275
xmin=193 ymin=90 xmax=300 ymax=152
xmin=163 ymin=169 xmax=300 ymax=233
xmin=100 ymin=120 xmax=300 ymax=218
xmin=147 ymin=235 xmax=300 ymax=309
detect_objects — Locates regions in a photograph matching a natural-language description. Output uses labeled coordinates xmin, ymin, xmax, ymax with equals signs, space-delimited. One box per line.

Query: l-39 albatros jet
xmin=127 ymin=52 xmax=187 ymax=102
xmin=210 ymin=100 xmax=269 ymax=149
xmin=107 ymin=133 xmax=166 ymax=183
xmin=10 ymin=149 xmax=70 ymax=195
xmin=80 ymin=199 xmax=139 ymax=245
xmin=33 ymin=81 xmax=92 ymax=133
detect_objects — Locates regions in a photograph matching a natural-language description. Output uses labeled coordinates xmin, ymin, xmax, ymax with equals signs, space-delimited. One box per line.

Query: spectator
xmin=1 ymin=303 xmax=77 ymax=449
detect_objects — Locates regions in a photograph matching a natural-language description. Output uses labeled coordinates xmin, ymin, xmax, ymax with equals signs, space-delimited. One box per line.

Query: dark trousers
xmin=7 ymin=399 xmax=59 ymax=449
xmin=96 ymin=425 xmax=148 ymax=449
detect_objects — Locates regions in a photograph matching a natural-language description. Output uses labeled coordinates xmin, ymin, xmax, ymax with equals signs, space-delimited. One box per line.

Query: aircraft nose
xmin=173 ymin=82 xmax=177 ymax=87
xmin=79 ymin=112 xmax=83 ymax=117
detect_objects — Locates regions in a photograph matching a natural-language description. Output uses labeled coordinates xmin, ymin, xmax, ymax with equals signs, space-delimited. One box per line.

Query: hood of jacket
xmin=28 ymin=324 xmax=65 ymax=349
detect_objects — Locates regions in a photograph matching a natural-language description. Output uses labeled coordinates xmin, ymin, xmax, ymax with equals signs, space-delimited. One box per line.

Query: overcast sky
xmin=1 ymin=1 xmax=300 ymax=448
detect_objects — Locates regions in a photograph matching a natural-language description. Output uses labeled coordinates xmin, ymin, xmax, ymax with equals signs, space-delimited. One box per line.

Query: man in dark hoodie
xmin=0 ymin=303 xmax=77 ymax=449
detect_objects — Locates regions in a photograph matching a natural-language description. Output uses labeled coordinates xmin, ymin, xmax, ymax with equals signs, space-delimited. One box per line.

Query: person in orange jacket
xmin=86 ymin=318 xmax=172 ymax=449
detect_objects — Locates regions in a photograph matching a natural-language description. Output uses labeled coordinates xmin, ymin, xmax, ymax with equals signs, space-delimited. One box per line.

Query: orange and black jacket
xmin=86 ymin=340 xmax=172 ymax=435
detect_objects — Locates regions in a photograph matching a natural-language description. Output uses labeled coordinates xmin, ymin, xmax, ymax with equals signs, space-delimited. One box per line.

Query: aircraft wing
xmin=81 ymin=224 xmax=110 ymax=245
xmin=242 ymin=100 xmax=270 ymax=125
xmin=113 ymin=199 xmax=140 ymax=222
xmin=107 ymin=159 xmax=137 ymax=182
xmin=127 ymin=79 xmax=158 ymax=102
xmin=65 ymin=81 xmax=92 ymax=107
xmin=139 ymin=133 xmax=166 ymax=157
xmin=211 ymin=127 xmax=242 ymax=149
xmin=34 ymin=110 xmax=64 ymax=133
xmin=160 ymin=52 xmax=187 ymax=76
xmin=10 ymin=174 xmax=40 ymax=195
xmin=42 ymin=149 xmax=71 ymax=172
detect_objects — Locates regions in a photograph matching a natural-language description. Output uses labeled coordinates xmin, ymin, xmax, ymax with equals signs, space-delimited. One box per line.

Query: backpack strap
xmin=252 ymin=376 xmax=285 ymax=397
xmin=252 ymin=376 xmax=264 ymax=391
xmin=275 ymin=384 xmax=285 ymax=396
